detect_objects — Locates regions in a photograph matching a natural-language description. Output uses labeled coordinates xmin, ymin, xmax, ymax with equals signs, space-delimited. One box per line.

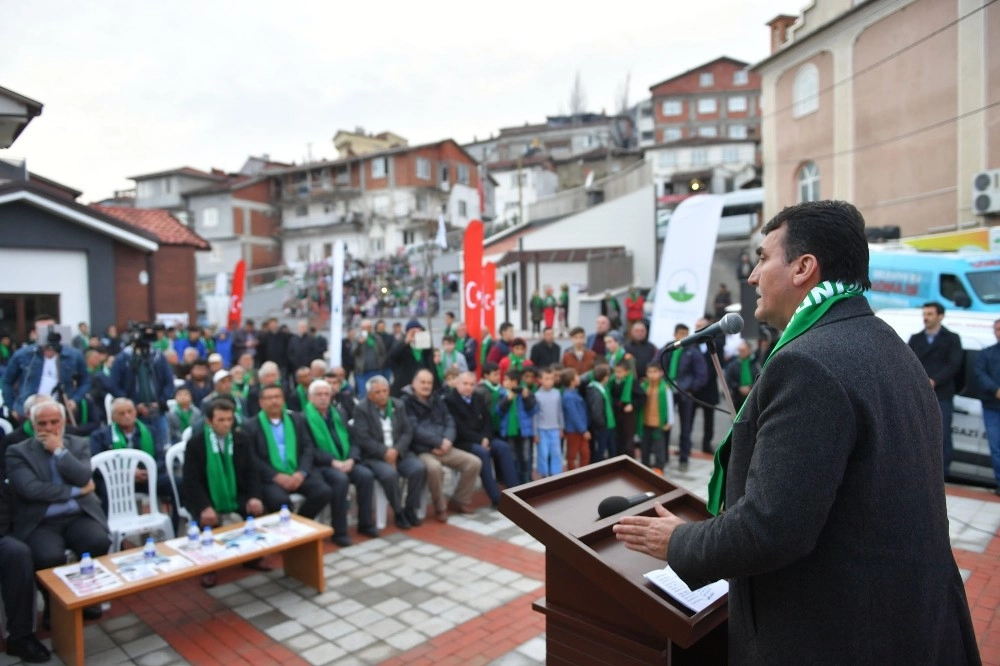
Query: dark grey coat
xmin=668 ymin=296 xmax=979 ymax=665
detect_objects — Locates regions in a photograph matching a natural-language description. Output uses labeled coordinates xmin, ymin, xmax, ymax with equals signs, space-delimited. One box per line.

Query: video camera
xmin=127 ymin=321 xmax=160 ymax=354
xmin=43 ymin=326 xmax=62 ymax=354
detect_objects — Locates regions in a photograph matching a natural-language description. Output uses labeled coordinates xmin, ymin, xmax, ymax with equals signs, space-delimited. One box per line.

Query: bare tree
xmin=616 ymin=72 xmax=631 ymax=115
xmin=569 ymin=71 xmax=587 ymax=116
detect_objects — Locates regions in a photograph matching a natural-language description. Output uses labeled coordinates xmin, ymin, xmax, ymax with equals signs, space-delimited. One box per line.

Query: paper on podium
xmin=644 ymin=566 xmax=728 ymax=614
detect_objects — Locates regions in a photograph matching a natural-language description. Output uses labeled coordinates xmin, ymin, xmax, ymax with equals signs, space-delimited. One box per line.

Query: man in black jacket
xmin=691 ymin=316 xmax=725 ymax=454
xmin=444 ymin=372 xmax=518 ymax=508
xmin=402 ymin=370 xmax=480 ymax=521
xmin=387 ymin=320 xmax=438 ymax=397
xmin=908 ymin=301 xmax=964 ymax=477
xmin=241 ymin=385 xmax=332 ymax=519
xmin=529 ymin=328 xmax=561 ymax=369
xmin=351 ymin=376 xmax=425 ymax=529
xmin=625 ymin=321 xmax=658 ymax=378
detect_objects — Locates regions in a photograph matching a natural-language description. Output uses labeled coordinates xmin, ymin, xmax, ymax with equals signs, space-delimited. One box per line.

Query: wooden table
xmin=36 ymin=513 xmax=332 ymax=666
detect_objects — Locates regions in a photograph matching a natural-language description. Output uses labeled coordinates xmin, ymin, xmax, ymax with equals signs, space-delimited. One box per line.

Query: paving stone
xmin=300 ymin=642 xmax=347 ymax=666
xmin=419 ymin=596 xmax=458 ymax=614
xmin=264 ymin=619 xmax=306 ymax=641
xmin=372 ymin=597 xmax=411 ymax=616
xmin=439 ymin=604 xmax=479 ymax=624
xmin=335 ymin=630 xmax=378 ymax=652
xmin=385 ymin=628 xmax=426 ymax=651
xmin=233 ymin=599 xmax=273 ymax=619
xmin=267 ymin=590 xmax=306 ymax=609
xmin=399 ymin=587 xmax=436 ymax=606
xmin=100 ymin=613 xmax=141 ymax=632
xmin=331 ymin=579 xmax=370 ymax=596
xmin=311 ymin=590 xmax=344 ymax=606
xmin=511 ymin=578 xmax=543 ymax=593
xmin=204 ymin=581 xmax=241 ymax=598
xmin=121 ymin=634 xmax=169 ymax=659
xmin=367 ymin=616 xmax=407 ymax=636
xmin=84 ymin=646 xmax=133 ymax=665
xmin=517 ymin=636 xmax=547 ymax=661
xmin=327 ymin=598 xmax=365 ymax=616
xmin=313 ymin=619 xmax=356 ymax=641
xmin=362 ymin=571 xmax=396 ymax=587
xmin=286 ymin=631 xmax=324 ymax=651
xmin=247 ymin=609 xmax=289 ymax=630
xmin=237 ymin=573 xmax=271 ymax=589
xmin=110 ymin=624 xmax=153 ymax=645
xmin=250 ymin=581 xmax=285 ymax=598
xmin=415 ymin=616 xmax=456 ymax=637
xmin=135 ymin=649 xmax=182 ymax=666
xmin=345 ymin=607 xmax=385 ymax=628
xmin=219 ymin=591 xmax=256 ymax=607
xmin=396 ymin=608 xmax=431 ymax=625
xmin=297 ymin=608 xmax=337 ymax=628
xmin=356 ymin=641 xmax=397 ymax=662
xmin=278 ymin=599 xmax=322 ymax=620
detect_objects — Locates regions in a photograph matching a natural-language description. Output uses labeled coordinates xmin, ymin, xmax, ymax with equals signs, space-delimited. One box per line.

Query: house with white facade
xmin=646 ymin=137 xmax=759 ymax=197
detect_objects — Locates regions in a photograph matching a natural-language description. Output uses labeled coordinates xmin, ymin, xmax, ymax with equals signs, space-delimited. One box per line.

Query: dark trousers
xmin=696 ymin=404 xmax=716 ymax=452
xmin=640 ymin=428 xmax=668 ymax=469
xmin=362 ymin=455 xmax=426 ymax=513
xmin=469 ymin=439 xmax=519 ymax=504
xmin=509 ymin=436 xmax=533 ymax=484
xmin=675 ymin=394 xmax=696 ymax=462
xmin=940 ymin=397 xmax=954 ymax=476
xmin=261 ymin=473 xmax=332 ymax=520
xmin=0 ymin=536 xmax=38 ymax=640
xmin=26 ymin=513 xmax=110 ymax=571
xmin=320 ymin=463 xmax=375 ymax=535
xmin=593 ymin=428 xmax=615 ymax=461
xmin=613 ymin=405 xmax=636 ymax=457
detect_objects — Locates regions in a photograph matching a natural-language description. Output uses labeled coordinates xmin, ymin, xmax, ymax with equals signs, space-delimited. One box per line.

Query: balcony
xmin=279 ymin=179 xmax=358 ymax=204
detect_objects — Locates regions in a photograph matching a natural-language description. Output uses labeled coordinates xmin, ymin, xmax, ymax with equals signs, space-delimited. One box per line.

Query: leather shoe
xmin=394 ymin=514 xmax=412 ymax=530
xmin=448 ymin=500 xmax=474 ymax=515
xmin=83 ymin=605 xmax=103 ymax=621
xmin=403 ymin=508 xmax=422 ymax=527
xmin=332 ymin=535 xmax=352 ymax=547
xmin=358 ymin=526 xmax=380 ymax=538
xmin=200 ymin=572 xmax=218 ymax=588
xmin=241 ymin=558 xmax=273 ymax=572
xmin=6 ymin=634 xmax=50 ymax=663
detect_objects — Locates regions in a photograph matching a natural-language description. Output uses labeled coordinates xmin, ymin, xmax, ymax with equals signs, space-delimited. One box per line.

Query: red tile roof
xmin=91 ymin=205 xmax=211 ymax=250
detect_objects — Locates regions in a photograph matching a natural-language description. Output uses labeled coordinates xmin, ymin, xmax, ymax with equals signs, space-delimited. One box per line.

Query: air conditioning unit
xmin=972 ymin=169 xmax=1000 ymax=215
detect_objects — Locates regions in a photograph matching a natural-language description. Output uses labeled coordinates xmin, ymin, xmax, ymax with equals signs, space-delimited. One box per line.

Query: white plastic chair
xmin=91 ymin=449 xmax=175 ymax=552
xmin=0 ymin=418 xmax=12 ymax=436
xmin=165 ymin=441 xmax=191 ymax=524
xmin=181 ymin=426 xmax=192 ymax=443
xmin=104 ymin=394 xmax=114 ymax=425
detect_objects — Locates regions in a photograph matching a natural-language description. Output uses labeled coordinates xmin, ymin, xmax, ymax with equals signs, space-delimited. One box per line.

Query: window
xmin=297 ymin=244 xmax=310 ymax=261
xmin=663 ymin=127 xmax=682 ymax=142
xmin=661 ymin=99 xmax=682 ymax=116
xmin=722 ymin=146 xmax=739 ymax=163
xmin=640 ymin=131 xmax=655 ymax=142
xmin=439 ymin=164 xmax=450 ymax=184
xmin=658 ymin=152 xmax=677 ymax=168
xmin=457 ymin=165 xmax=470 ymax=185
xmin=691 ymin=149 xmax=707 ymax=166
xmin=640 ymin=105 xmax=653 ymax=117
xmin=295 ymin=205 xmax=307 ymax=217
xmin=370 ymin=238 xmax=384 ymax=253
xmin=728 ymin=124 xmax=748 ymax=139
xmin=370 ymin=157 xmax=387 ymax=179
xmin=403 ymin=230 xmax=416 ymax=245
xmin=793 ymin=63 xmax=820 ymax=118
xmin=163 ymin=178 xmax=172 ymax=194
xmin=697 ymin=126 xmax=718 ymax=138
xmin=416 ymin=158 xmax=431 ymax=180
xmin=798 ymin=161 xmax=820 ymax=202
xmin=372 ymin=194 xmax=389 ymax=214
xmin=334 ymin=166 xmax=349 ymax=184
xmin=727 ymin=96 xmax=747 ymax=113
xmin=696 ymin=98 xmax=717 ymax=115
xmin=416 ymin=194 xmax=428 ymax=212
xmin=323 ymin=243 xmax=333 ymax=258
xmin=699 ymin=72 xmax=714 ymax=87
xmin=733 ymin=70 xmax=749 ymax=86
xmin=458 ymin=201 xmax=468 ymax=218
xmin=202 ymin=207 xmax=219 ymax=228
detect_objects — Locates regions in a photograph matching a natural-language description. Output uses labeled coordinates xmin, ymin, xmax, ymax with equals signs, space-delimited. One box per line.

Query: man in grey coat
xmin=615 ymin=201 xmax=979 ymax=665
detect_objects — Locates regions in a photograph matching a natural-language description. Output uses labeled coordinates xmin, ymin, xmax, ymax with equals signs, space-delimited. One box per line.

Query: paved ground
xmin=8 ymin=446 xmax=1000 ymax=666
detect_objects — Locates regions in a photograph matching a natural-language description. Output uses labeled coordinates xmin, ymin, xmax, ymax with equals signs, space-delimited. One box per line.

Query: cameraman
xmin=109 ymin=323 xmax=175 ymax=451
xmin=1 ymin=314 xmax=89 ymax=422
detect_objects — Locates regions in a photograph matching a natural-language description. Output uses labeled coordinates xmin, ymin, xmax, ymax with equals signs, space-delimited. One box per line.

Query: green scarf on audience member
xmin=258 ymin=411 xmax=298 ymax=474
xmin=304 ymin=403 xmax=350 ymax=461
xmin=112 ymin=421 xmax=156 ymax=457
xmin=204 ymin=424 xmax=238 ymax=513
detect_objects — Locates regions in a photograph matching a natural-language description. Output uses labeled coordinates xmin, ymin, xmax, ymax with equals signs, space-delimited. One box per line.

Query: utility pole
xmin=517 ymin=155 xmax=524 ymax=226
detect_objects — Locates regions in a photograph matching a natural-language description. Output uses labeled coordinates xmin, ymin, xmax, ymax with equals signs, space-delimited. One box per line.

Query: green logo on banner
xmin=667 ymin=270 xmax=698 ymax=303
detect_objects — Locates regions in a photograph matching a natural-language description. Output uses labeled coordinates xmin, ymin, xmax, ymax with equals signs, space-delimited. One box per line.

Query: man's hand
xmin=289 ymin=471 xmax=306 ymax=491
xmin=200 ymin=507 xmax=220 ymax=527
xmin=584 ymin=431 xmax=591 ymax=441
xmin=79 ymin=479 xmax=96 ymax=496
xmin=440 ymin=439 xmax=453 ymax=454
xmin=66 ymin=399 xmax=77 ymax=414
xmin=405 ymin=328 xmax=417 ymax=344
xmin=624 ymin=404 xmax=633 ymax=414
xmin=662 ymin=423 xmax=672 ymax=432
xmin=135 ymin=468 xmax=149 ymax=483
xmin=613 ymin=503 xmax=684 ymax=561
xmin=37 ymin=431 xmax=62 ymax=454
xmin=246 ymin=499 xmax=264 ymax=517
xmin=481 ymin=437 xmax=490 ymax=449
xmin=384 ymin=448 xmax=399 ymax=465
xmin=273 ymin=473 xmax=295 ymax=491
xmin=334 ymin=459 xmax=354 ymax=473
xmin=136 ymin=404 xmax=150 ymax=417
xmin=930 ymin=378 xmax=936 ymax=388
xmin=533 ymin=435 xmax=539 ymax=444
xmin=739 ymin=386 xmax=751 ymax=397
xmin=521 ymin=387 xmax=531 ymax=399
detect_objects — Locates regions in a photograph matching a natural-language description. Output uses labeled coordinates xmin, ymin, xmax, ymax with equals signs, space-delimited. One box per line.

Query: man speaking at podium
xmin=615 ymin=201 xmax=979 ymax=664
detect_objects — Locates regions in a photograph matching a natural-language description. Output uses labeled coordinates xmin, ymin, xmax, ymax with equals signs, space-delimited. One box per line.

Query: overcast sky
xmin=3 ymin=0 xmax=798 ymax=201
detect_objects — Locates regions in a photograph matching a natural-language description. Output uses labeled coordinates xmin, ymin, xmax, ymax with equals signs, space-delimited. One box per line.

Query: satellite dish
xmin=584 ymin=170 xmax=595 ymax=189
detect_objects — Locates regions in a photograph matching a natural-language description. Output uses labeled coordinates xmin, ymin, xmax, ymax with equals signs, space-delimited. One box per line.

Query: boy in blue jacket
xmin=560 ymin=368 xmax=590 ymax=469
xmin=498 ymin=369 xmax=539 ymax=483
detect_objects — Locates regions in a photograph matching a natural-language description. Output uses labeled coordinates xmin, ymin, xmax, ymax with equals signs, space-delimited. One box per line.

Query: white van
xmin=876 ymin=308 xmax=997 ymax=487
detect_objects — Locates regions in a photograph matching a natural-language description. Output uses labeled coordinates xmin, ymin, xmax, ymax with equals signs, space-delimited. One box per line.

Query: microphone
xmin=598 ymin=491 xmax=656 ymax=519
xmin=659 ymin=313 xmax=744 ymax=363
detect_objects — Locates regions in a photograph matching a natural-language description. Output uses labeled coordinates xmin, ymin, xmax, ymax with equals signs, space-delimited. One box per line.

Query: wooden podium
xmin=500 ymin=455 xmax=727 ymax=665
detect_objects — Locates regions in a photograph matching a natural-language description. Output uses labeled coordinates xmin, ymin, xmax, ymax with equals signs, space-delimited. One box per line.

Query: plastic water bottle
xmin=79 ymin=552 xmax=94 ymax=578
xmin=143 ymin=537 xmax=156 ymax=562
xmin=200 ymin=525 xmax=214 ymax=548
xmin=187 ymin=521 xmax=200 ymax=548
xmin=244 ymin=515 xmax=256 ymax=536
xmin=279 ymin=504 xmax=291 ymax=526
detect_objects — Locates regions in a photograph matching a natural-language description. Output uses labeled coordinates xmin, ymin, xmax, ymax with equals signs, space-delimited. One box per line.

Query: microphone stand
xmin=705 ymin=338 xmax=737 ymax=421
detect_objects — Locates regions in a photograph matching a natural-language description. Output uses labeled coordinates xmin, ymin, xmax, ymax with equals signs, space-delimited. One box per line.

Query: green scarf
xmin=543 ymin=295 xmax=557 ymax=308
xmin=411 ymin=346 xmax=423 ymax=362
xmin=80 ymin=398 xmax=89 ymax=425
xmin=172 ymin=405 xmax=193 ymax=432
xmin=23 ymin=421 xmax=34 ymax=437
xmin=479 ymin=333 xmax=492 ymax=369
xmin=204 ymin=425 xmax=238 ymax=513
xmin=592 ymin=382 xmax=616 ymax=429
xmin=668 ymin=349 xmax=682 ymax=383
xmin=304 ymin=403 xmax=349 ymax=461
xmin=608 ymin=348 xmax=634 ymax=404
xmin=233 ymin=379 xmax=250 ymax=400
xmin=210 ymin=393 xmax=243 ymax=423
xmin=296 ymin=385 xmax=308 ymax=409
xmin=637 ymin=379 xmax=670 ymax=436
xmin=382 ymin=397 xmax=394 ymax=420
xmin=739 ymin=358 xmax=754 ymax=387
xmin=505 ymin=392 xmax=520 ymax=436
xmin=153 ymin=338 xmax=170 ymax=352
xmin=0 ymin=343 xmax=10 ymax=361
xmin=506 ymin=353 xmax=525 ymax=373
xmin=112 ymin=422 xmax=155 ymax=457
xmin=454 ymin=337 xmax=465 ymax=353
xmin=482 ymin=380 xmax=501 ymax=431
xmin=559 ymin=291 xmax=568 ymax=307
xmin=365 ymin=333 xmax=376 ymax=348
xmin=706 ymin=281 xmax=863 ymax=515
xmin=258 ymin=411 xmax=298 ymax=474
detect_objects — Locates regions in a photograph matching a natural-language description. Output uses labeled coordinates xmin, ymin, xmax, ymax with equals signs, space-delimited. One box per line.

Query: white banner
xmin=649 ymin=194 xmax=725 ymax=347
xmin=328 ymin=241 xmax=345 ymax=367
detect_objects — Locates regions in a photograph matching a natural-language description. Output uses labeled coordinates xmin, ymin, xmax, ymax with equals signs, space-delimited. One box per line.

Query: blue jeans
xmin=594 ymin=428 xmax=615 ymax=462
xmin=981 ymin=407 xmax=1000 ymax=486
xmin=939 ymin=397 xmax=954 ymax=476
xmin=470 ymin=439 xmax=518 ymax=504
xmin=509 ymin=437 xmax=533 ymax=484
xmin=355 ymin=370 xmax=381 ymax=401
xmin=537 ymin=429 xmax=562 ymax=477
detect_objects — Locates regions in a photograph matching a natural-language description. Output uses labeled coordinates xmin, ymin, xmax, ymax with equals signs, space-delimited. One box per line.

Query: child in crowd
xmin=441 ymin=366 xmax=460 ymax=397
xmin=168 ymin=386 xmax=201 ymax=444
xmin=521 ymin=366 xmax=539 ymax=392
xmin=533 ymin=368 xmax=564 ymax=477
xmin=638 ymin=363 xmax=673 ymax=472
xmin=560 ymin=368 xmax=591 ymax=470
xmin=475 ymin=362 xmax=503 ymax=434
xmin=499 ymin=369 xmax=539 ymax=483
xmin=498 ymin=337 xmax=533 ymax=383
xmin=561 ymin=326 xmax=597 ymax=375
xmin=586 ymin=363 xmax=616 ymax=462
xmin=610 ymin=358 xmax=644 ymax=458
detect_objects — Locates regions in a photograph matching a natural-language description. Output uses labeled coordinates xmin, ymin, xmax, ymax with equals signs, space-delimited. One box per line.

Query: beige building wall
xmin=986 ymin=1 xmax=1000 ymax=168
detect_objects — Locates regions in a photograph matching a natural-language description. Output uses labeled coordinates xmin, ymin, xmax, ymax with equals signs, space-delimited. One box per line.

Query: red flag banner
xmin=463 ymin=221 xmax=483 ymax=343
xmin=227 ymin=259 xmax=246 ymax=330
xmin=482 ymin=261 xmax=496 ymax=338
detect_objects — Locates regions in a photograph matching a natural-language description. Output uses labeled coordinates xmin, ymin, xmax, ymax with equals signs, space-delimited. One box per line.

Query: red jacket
xmin=625 ymin=295 xmax=645 ymax=322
